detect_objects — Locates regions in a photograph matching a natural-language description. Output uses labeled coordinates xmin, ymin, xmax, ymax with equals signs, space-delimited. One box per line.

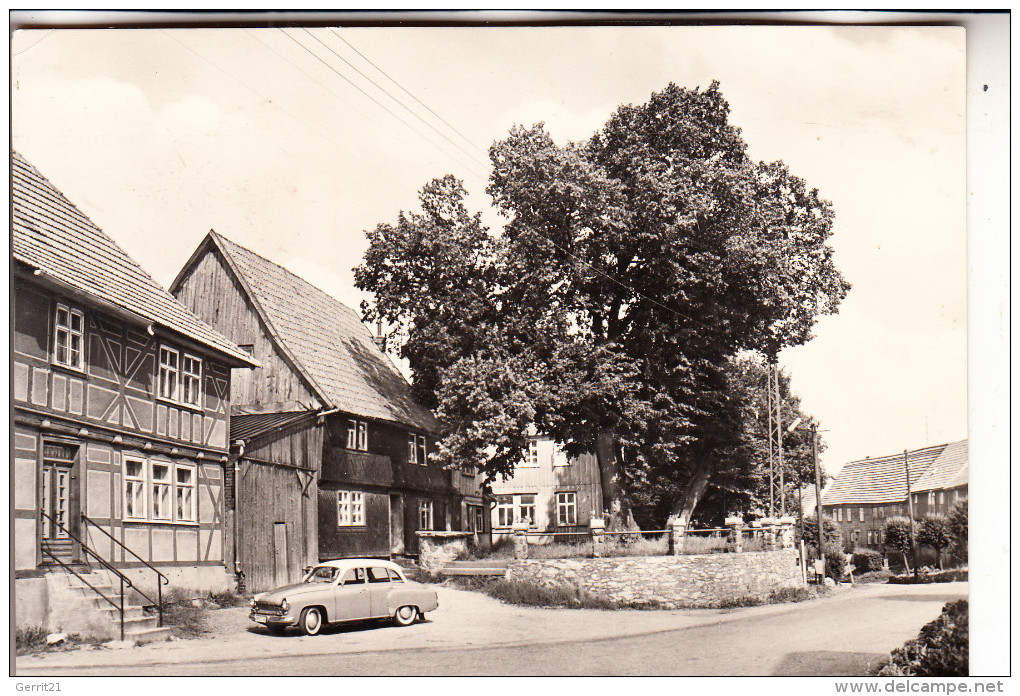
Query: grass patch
xmin=713 ymin=584 xmax=830 ymax=609
xmin=156 ymin=586 xmax=246 ymax=639
xmin=876 ymin=600 xmax=968 ymax=676
xmin=15 ymin=627 xmax=105 ymax=656
xmin=448 ymin=577 xmax=665 ymax=610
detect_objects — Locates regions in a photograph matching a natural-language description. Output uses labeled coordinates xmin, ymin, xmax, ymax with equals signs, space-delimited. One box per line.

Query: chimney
xmin=372 ymin=320 xmax=386 ymax=350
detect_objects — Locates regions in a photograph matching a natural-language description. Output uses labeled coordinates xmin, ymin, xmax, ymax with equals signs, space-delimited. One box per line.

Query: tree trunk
xmin=671 ymin=459 xmax=715 ymax=526
xmin=594 ymin=430 xmax=638 ymax=531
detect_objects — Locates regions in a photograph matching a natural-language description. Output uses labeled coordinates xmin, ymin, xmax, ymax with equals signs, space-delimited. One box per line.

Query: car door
xmin=334 ymin=567 xmax=371 ymax=621
xmin=366 ymin=565 xmax=393 ymax=618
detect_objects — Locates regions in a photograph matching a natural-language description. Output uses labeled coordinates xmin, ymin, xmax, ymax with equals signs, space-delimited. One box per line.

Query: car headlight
xmin=249 ymin=598 xmax=256 ymax=608
xmin=281 ymin=598 xmax=289 ymax=612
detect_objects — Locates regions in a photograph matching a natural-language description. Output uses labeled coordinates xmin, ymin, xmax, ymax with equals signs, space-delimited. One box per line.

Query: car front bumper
xmin=249 ymin=610 xmax=297 ymax=627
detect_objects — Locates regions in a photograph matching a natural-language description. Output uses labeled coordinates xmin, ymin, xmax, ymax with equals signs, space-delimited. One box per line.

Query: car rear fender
xmin=387 ymin=586 xmax=438 ymax=615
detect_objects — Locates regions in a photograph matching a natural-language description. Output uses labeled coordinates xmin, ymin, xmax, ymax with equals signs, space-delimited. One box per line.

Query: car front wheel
xmin=300 ymin=607 xmax=324 ymax=636
xmin=393 ymin=605 xmax=418 ymax=627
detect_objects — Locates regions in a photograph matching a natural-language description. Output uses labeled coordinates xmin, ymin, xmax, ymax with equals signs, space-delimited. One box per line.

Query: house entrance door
xmin=389 ymin=494 xmax=404 ymax=555
xmin=40 ymin=442 xmax=81 ymax=565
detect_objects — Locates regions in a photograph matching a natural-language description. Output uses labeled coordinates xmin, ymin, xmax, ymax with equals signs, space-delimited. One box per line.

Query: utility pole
xmin=904 ymin=449 xmax=919 ymax=580
xmin=811 ymin=423 xmax=824 ymax=578
xmin=776 ymin=365 xmax=785 ymax=516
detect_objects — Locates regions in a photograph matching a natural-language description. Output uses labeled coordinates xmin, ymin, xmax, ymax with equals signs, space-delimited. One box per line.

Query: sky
xmin=10 ymin=21 xmax=971 ymax=477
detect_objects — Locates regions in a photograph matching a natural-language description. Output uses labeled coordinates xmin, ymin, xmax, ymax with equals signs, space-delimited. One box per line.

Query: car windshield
xmin=305 ymin=566 xmax=338 ymax=583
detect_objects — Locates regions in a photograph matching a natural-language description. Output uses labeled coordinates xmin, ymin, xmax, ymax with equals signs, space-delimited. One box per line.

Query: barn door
xmin=389 ymin=494 xmax=404 ymax=556
xmin=273 ymin=522 xmax=289 ymax=587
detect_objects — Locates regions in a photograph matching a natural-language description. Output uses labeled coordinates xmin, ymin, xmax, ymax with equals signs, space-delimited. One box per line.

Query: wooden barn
xmin=11 ymin=152 xmax=258 ymax=594
xmin=170 ymin=231 xmax=487 ymax=591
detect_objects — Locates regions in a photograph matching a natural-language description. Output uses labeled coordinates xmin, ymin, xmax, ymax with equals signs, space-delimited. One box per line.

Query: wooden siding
xmin=13 ymin=278 xmax=230 ymax=451
xmin=234 ymin=456 xmax=318 ymax=592
xmin=171 ymin=247 xmax=320 ymax=409
xmin=318 ymin=487 xmax=390 ymax=559
xmin=490 ymin=438 xmax=602 ymax=533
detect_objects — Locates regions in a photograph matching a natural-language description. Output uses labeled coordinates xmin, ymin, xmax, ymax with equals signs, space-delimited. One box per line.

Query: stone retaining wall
xmin=506 ymin=549 xmax=804 ymax=608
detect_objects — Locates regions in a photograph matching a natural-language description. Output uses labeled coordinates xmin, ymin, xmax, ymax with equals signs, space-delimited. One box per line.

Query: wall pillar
xmin=778 ymin=516 xmax=796 ymax=549
xmin=668 ymin=517 xmax=687 ymax=556
xmin=725 ymin=515 xmax=744 ymax=553
xmin=512 ymin=519 xmax=529 ymax=560
xmin=760 ymin=517 xmax=777 ymax=551
xmin=590 ymin=517 xmax=606 ymax=558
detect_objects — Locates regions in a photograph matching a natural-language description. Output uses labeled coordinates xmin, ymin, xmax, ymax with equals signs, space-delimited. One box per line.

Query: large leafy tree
xmin=355 ymin=82 xmax=848 ymax=527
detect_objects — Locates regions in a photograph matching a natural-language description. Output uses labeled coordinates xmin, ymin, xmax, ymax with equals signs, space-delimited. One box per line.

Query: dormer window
xmin=54 ymin=303 xmax=84 ymax=370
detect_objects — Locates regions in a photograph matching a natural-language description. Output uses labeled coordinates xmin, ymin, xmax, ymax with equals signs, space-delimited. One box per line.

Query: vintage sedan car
xmin=249 ymin=559 xmax=439 ymax=635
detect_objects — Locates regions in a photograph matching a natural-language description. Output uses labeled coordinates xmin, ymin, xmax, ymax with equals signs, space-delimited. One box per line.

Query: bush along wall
xmin=506 ymin=549 xmax=804 ymax=609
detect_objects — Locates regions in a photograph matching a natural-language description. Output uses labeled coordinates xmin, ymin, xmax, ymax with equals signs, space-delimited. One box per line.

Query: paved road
xmin=17 ymin=582 xmax=965 ymax=676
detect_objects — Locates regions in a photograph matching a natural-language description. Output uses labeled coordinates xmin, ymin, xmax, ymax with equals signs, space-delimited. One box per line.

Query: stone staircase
xmin=61 ymin=570 xmax=171 ymax=644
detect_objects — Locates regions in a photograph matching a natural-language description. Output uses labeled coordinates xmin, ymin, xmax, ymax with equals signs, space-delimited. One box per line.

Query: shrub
xmin=918 ymin=513 xmax=952 ymax=569
xmin=823 ymin=541 xmax=848 ymax=580
xmin=15 ymin=626 xmax=47 ymax=653
xmin=948 ymin=499 xmax=968 ymax=564
xmin=878 ymin=600 xmax=968 ymax=676
xmin=852 ymin=548 xmax=885 ymax=572
xmin=884 ymin=517 xmax=914 ymax=570
xmin=798 ymin=515 xmax=842 ymax=546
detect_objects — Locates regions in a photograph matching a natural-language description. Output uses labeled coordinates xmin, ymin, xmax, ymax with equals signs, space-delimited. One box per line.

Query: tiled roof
xmin=822 ymin=444 xmax=946 ymax=506
xmin=204 ymin=231 xmax=438 ymax=433
xmin=12 ymin=152 xmax=256 ymax=366
xmin=913 ymin=440 xmax=968 ymax=492
xmin=232 ymin=410 xmax=318 ymax=443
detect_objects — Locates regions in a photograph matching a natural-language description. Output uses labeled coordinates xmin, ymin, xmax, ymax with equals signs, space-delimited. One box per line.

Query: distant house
xmin=12 ymin=152 xmax=257 ymax=593
xmin=821 ymin=440 xmax=968 ymax=549
xmin=170 ymin=231 xmax=486 ymax=590
xmin=490 ymin=435 xmax=603 ymax=542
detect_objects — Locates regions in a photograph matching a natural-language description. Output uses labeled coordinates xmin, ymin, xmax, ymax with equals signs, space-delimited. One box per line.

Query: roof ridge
xmin=204 ymin=230 xmax=334 ymax=408
xmin=209 ymin=230 xmax=362 ymax=321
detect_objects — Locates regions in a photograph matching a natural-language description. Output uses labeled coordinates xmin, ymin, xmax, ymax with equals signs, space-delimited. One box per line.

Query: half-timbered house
xmin=12 ymin=152 xmax=257 ymax=597
xmin=170 ymin=231 xmax=486 ymax=591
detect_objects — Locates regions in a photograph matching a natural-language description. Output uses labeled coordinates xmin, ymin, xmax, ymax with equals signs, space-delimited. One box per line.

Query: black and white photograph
xmin=9 ymin=10 xmax=1009 ymax=683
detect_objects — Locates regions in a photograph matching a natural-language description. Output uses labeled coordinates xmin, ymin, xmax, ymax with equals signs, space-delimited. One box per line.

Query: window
xmin=523 ymin=439 xmax=539 ymax=467
xmin=859 ymin=507 xmax=865 ymax=522
xmin=418 ymin=500 xmax=434 ymax=530
xmin=496 ymin=496 xmax=514 ymax=527
xmin=518 ymin=494 xmax=536 ymax=525
xmin=340 ymin=568 xmax=365 ymax=585
xmin=337 ymin=490 xmax=365 ymax=526
xmin=347 ymin=420 xmax=369 ymax=451
xmin=54 ymin=304 xmax=84 ymax=369
xmin=123 ymin=458 xmax=147 ymax=521
xmin=151 ymin=463 xmax=172 ymax=521
xmin=387 ymin=568 xmax=404 ymax=583
xmin=556 ymin=492 xmax=577 ymax=526
xmin=836 ymin=508 xmax=842 ymax=522
xmin=417 ymin=435 xmax=427 ymax=466
xmin=927 ymin=491 xmax=935 ymax=506
xmin=181 ymin=355 xmax=202 ymax=407
xmin=159 ymin=347 xmax=180 ymax=401
xmin=367 ymin=567 xmax=391 ymax=583
xmin=176 ymin=464 xmax=196 ymax=522
xmin=408 ymin=434 xmax=427 ymax=465
xmin=937 ymin=491 xmax=944 ymax=505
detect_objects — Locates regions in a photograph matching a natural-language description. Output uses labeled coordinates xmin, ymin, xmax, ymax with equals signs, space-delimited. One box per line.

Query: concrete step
xmin=94 ymin=603 xmax=149 ymax=620
xmin=125 ymin=625 xmax=172 ymax=644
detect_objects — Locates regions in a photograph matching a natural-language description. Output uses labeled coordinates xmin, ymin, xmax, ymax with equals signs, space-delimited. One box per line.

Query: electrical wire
xmin=329 ymin=29 xmax=488 ymax=156
xmin=280 ymin=28 xmax=488 ymax=180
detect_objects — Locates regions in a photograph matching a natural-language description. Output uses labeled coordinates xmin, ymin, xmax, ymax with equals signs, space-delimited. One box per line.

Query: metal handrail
xmin=39 ymin=527 xmax=126 ymax=641
xmin=81 ymin=514 xmax=168 ymax=626
xmin=40 ymin=511 xmax=162 ymax=627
